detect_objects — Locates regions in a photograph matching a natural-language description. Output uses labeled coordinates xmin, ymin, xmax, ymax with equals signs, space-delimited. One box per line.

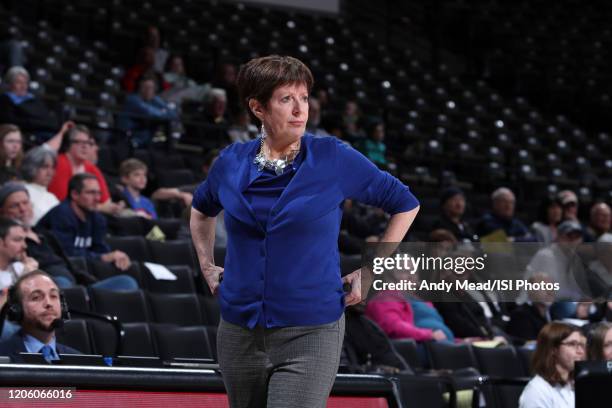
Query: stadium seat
xmin=198 ymin=295 xmax=221 ymax=326
xmin=56 ymin=319 xmax=93 ymax=355
xmin=121 ymin=322 xmax=157 ymax=357
xmin=143 ymin=264 xmax=196 ymax=294
xmin=148 ymin=240 xmax=196 ymax=268
xmin=148 ymin=293 xmax=204 ymax=326
xmin=152 ymin=325 xmax=213 ymax=361
xmin=62 ymin=285 xmax=90 ymax=312
xmin=107 ymin=236 xmax=151 ymax=263
xmin=89 ymin=289 xmax=151 ymax=323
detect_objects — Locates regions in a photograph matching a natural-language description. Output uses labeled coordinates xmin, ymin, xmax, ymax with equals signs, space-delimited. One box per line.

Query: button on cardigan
xmin=192 ymin=134 xmax=419 ymax=329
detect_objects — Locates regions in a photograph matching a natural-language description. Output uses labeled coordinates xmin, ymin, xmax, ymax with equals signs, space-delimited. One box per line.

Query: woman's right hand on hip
xmin=203 ymin=264 xmax=224 ymax=295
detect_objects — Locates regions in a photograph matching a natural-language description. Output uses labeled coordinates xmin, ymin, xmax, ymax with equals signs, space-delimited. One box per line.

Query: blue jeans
xmin=53 ymin=275 xmax=138 ymax=291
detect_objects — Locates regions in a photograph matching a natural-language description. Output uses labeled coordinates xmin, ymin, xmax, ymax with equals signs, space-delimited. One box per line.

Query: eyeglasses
xmin=72 ymin=140 xmax=94 ymax=147
xmin=560 ymin=340 xmax=587 ymax=350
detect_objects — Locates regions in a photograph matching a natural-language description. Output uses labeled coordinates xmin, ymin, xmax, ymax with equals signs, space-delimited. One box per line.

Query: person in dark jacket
xmin=431 ymin=186 xmax=478 ymax=242
xmin=0 ymin=270 xmax=81 ymax=363
xmin=0 ymin=67 xmax=59 ymax=142
xmin=39 ymin=174 xmax=132 ymax=272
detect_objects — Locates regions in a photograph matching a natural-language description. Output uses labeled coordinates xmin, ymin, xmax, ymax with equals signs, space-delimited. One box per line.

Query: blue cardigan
xmin=193 ymin=134 xmax=419 ymax=329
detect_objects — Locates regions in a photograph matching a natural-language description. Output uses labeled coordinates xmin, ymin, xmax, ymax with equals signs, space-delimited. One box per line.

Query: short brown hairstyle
xmin=587 ymin=322 xmax=612 ymax=361
xmin=236 ymin=55 xmax=314 ymax=123
xmin=120 ymin=158 xmax=148 ymax=178
xmin=531 ymin=322 xmax=582 ymax=385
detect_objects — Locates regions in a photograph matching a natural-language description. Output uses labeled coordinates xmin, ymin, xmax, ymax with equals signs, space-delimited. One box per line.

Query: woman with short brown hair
xmin=191 ymin=55 xmax=420 ymax=407
xmin=519 ymin=322 xmax=586 ymax=408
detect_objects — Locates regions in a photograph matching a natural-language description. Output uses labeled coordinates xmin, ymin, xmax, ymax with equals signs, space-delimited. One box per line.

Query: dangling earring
xmin=260 ymin=124 xmax=267 ymax=139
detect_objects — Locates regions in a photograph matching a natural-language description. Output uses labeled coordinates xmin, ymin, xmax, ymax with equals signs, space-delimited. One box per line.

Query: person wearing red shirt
xmin=47 ymin=125 xmax=122 ymax=215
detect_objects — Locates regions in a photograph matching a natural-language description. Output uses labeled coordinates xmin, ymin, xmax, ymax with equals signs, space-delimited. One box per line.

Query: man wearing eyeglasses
xmin=39 ymin=174 xmax=133 ymax=273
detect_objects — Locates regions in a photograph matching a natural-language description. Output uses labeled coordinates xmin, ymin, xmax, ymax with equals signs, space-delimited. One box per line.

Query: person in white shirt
xmin=0 ymin=216 xmax=38 ymax=291
xmin=20 ymin=146 xmax=59 ymax=225
xmin=519 ymin=321 xmax=586 ymax=408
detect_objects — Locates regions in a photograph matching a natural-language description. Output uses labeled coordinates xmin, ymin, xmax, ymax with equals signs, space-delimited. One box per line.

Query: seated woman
xmin=531 ymin=195 xmax=563 ymax=244
xmin=587 ymin=322 xmax=612 ymax=361
xmin=0 ymin=123 xmax=23 ymax=181
xmin=0 ymin=67 xmax=59 ymax=142
xmin=365 ymin=257 xmax=453 ymax=342
xmin=21 ymin=146 xmax=60 ymax=224
xmin=354 ymin=119 xmax=387 ymax=168
xmin=47 ymin=125 xmax=123 ymax=215
xmin=519 ymin=322 xmax=586 ymax=408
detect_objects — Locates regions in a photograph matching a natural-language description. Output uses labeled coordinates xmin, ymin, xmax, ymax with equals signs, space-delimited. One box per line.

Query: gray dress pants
xmin=217 ymin=314 xmax=345 ymax=408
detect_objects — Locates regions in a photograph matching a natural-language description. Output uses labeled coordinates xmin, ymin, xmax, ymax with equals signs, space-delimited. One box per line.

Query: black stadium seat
xmin=61 ymin=285 xmax=90 ymax=312
xmin=89 ymin=289 xmax=151 ymax=323
xmin=56 ymin=319 xmax=92 ymax=355
xmin=148 ymin=293 xmax=204 ymax=326
xmin=121 ymin=322 xmax=157 ymax=357
xmin=143 ymin=264 xmax=196 ymax=294
xmin=106 ymin=236 xmax=151 ymax=263
xmin=148 ymin=240 xmax=196 ymax=268
xmin=152 ymin=325 xmax=213 ymax=361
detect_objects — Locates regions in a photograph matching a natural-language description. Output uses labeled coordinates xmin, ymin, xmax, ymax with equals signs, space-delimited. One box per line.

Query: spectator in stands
xmin=431 ymin=186 xmax=478 ymax=242
xmin=365 ymin=257 xmax=453 ymax=342
xmin=525 ymin=220 xmax=588 ymax=319
xmin=201 ymin=88 xmax=229 ymax=126
xmin=21 ymin=147 xmax=58 ymax=224
xmin=476 ymin=187 xmax=535 ymax=242
xmin=0 ymin=270 xmax=81 ymax=363
xmin=0 ymin=182 xmax=137 ymax=291
xmin=519 ymin=322 xmax=585 ymax=408
xmin=119 ymin=73 xmax=179 ymax=148
xmin=320 ymin=112 xmax=349 ymax=144
xmin=119 ymin=158 xmax=192 ymax=220
xmin=0 ymin=26 xmax=25 ymax=70
xmin=40 ymin=174 xmax=132 ymax=272
xmin=585 ymin=202 xmax=611 ymax=241
xmin=507 ymin=272 xmax=554 ymax=345
xmin=343 ymin=100 xmax=365 ymax=140
xmin=122 ymin=47 xmax=169 ymax=93
xmin=47 ymin=125 xmax=123 ymax=215
xmin=142 ymin=25 xmax=169 ymax=74
xmin=0 ymin=124 xmax=23 ymax=174
xmin=431 ymin=229 xmax=509 ymax=342
xmin=211 ymin=61 xmax=239 ymax=114
xmin=227 ymin=109 xmax=258 ymax=143
xmin=588 ymin=233 xmax=612 ymax=298
xmin=0 ymin=217 xmax=38 ymax=291
xmin=305 ymin=97 xmax=328 ymax=136
xmin=161 ymin=54 xmax=210 ymax=104
xmin=587 ymin=322 xmax=612 ymax=361
xmin=531 ymin=195 xmax=563 ymax=244
xmin=355 ymin=119 xmax=387 ymax=167
xmin=558 ymin=190 xmax=580 ymax=223
xmin=0 ymin=67 xmax=59 ymax=142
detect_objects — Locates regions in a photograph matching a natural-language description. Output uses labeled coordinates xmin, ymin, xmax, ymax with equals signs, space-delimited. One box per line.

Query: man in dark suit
xmin=0 ymin=270 xmax=80 ymax=362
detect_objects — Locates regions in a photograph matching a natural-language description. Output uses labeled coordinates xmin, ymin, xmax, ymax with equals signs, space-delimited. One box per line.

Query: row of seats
xmin=56 ymin=319 xmax=217 ymax=361
xmin=62 ymin=287 xmax=220 ymax=327
xmin=391 ymin=338 xmax=534 ymax=408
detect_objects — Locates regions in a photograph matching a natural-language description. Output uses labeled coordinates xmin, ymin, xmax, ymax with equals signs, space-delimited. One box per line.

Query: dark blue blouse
xmin=193 ymin=134 xmax=419 ymax=329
